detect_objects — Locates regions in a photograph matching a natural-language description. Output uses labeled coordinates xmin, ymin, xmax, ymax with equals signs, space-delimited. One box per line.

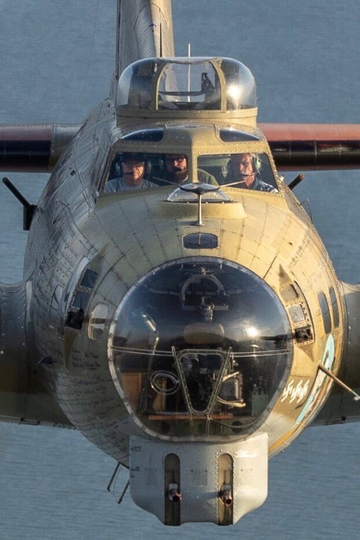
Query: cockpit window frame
xmin=98 ymin=140 xmax=194 ymax=196
xmin=96 ymin=128 xmax=283 ymax=198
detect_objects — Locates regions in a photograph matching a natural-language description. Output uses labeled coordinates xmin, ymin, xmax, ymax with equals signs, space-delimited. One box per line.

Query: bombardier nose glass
xmin=109 ymin=259 xmax=292 ymax=440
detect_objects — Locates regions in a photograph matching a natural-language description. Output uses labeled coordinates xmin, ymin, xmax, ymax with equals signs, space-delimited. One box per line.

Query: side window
xmin=280 ymin=281 xmax=314 ymax=344
xmin=65 ymin=267 xmax=99 ymax=331
xmin=88 ymin=303 xmax=109 ymax=341
xmin=80 ymin=269 xmax=98 ymax=289
xmin=280 ymin=284 xmax=298 ymax=302
xmin=318 ymin=292 xmax=331 ymax=334
xmin=60 ymin=257 xmax=89 ymax=335
xmin=63 ymin=258 xmax=89 ymax=314
xmin=329 ymin=287 xmax=340 ymax=328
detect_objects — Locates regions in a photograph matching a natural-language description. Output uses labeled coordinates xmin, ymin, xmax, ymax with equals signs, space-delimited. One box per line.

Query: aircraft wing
xmin=0 ymin=124 xmax=81 ymax=172
xmin=261 ymin=123 xmax=360 ymax=170
xmin=0 ymin=123 xmax=359 ymax=173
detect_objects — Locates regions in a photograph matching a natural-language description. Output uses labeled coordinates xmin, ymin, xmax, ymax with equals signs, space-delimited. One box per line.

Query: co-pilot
xmin=226 ymin=153 xmax=277 ymax=192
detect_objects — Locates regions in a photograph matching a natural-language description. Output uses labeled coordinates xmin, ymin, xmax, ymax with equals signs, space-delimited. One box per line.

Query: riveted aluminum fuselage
xmin=23 ymin=97 xmax=345 ymax=463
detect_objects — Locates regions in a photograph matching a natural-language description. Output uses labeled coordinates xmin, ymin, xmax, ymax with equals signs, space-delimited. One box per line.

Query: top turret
xmin=115 ymin=57 xmax=258 ymax=124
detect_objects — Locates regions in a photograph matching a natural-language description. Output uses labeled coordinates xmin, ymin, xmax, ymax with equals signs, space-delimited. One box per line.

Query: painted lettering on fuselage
xmin=281 ymin=379 xmax=310 ymax=405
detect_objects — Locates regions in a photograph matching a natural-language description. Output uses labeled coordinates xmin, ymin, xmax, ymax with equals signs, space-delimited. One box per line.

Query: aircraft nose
xmin=108 ymin=257 xmax=293 ymax=441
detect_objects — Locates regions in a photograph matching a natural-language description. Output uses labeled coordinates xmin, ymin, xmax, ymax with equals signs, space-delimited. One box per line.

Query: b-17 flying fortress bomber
xmin=2 ymin=0 xmax=360 ymax=526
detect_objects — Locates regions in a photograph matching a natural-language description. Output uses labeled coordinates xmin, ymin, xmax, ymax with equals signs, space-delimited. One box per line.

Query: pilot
xmin=226 ymin=153 xmax=277 ymax=192
xmin=154 ymin=154 xmax=218 ymax=186
xmin=105 ymin=152 xmax=156 ymax=192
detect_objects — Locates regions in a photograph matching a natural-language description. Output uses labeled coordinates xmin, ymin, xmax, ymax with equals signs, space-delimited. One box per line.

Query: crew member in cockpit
xmin=105 ymin=152 xmax=156 ymax=193
xmin=155 ymin=154 xmax=218 ymax=186
xmin=226 ymin=153 xmax=277 ymax=192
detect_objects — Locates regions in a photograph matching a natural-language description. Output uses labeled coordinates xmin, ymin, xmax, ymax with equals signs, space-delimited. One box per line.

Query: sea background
xmin=0 ymin=1 xmax=360 ymax=539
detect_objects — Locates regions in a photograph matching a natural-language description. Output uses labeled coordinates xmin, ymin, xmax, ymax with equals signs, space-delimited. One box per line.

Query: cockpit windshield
xmin=198 ymin=153 xmax=278 ymax=192
xmin=102 ymin=151 xmax=277 ymax=194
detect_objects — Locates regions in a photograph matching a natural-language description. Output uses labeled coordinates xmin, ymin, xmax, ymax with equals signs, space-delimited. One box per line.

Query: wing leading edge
xmin=261 ymin=123 xmax=360 ymax=170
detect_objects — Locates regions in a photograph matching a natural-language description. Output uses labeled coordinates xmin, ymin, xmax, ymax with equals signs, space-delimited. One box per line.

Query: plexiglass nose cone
xmin=109 ymin=258 xmax=292 ymax=440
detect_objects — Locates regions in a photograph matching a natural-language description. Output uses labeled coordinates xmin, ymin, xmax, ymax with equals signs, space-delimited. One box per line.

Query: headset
xmin=113 ymin=153 xmax=152 ymax=178
xmin=251 ymin=153 xmax=262 ymax=174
